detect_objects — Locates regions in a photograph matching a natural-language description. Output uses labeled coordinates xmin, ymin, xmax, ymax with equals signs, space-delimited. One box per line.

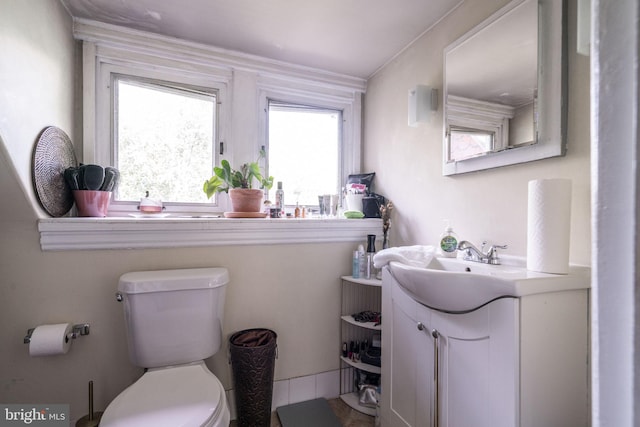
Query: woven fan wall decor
xmin=32 ymin=126 xmax=77 ymax=217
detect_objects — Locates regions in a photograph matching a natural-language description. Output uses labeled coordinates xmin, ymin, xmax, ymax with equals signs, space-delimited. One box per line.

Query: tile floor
xmin=230 ymin=398 xmax=375 ymax=427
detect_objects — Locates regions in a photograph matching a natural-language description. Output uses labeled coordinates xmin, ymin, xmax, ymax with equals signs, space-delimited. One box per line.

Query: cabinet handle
xmin=417 ymin=322 xmax=425 ymax=331
xmin=432 ymin=329 xmax=440 ymax=427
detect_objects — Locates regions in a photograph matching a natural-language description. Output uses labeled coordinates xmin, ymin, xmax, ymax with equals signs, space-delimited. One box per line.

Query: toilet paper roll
xmin=526 ymin=179 xmax=572 ymax=274
xmin=29 ymin=323 xmax=73 ymax=356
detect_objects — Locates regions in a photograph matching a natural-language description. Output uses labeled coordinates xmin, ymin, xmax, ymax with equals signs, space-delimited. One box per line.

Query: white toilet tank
xmin=117 ymin=268 xmax=229 ymax=368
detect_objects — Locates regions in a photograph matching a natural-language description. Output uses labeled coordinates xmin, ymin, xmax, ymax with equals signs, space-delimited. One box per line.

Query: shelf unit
xmin=339 ymin=275 xmax=382 ymax=416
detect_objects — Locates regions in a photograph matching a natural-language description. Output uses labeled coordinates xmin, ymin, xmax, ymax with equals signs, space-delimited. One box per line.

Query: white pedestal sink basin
xmin=388 ymin=256 xmax=590 ymax=313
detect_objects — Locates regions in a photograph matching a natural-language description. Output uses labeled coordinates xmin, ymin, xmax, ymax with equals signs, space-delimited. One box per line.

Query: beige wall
xmin=364 ymin=0 xmax=591 ymax=266
xmin=0 ymin=220 xmax=352 ymax=420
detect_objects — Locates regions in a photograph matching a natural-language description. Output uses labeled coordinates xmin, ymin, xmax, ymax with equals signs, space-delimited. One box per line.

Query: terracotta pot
xmin=229 ymin=188 xmax=264 ymax=212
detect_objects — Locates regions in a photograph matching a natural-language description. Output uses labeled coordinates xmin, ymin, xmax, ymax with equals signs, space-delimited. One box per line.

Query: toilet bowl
xmin=101 ymin=268 xmax=230 ymax=427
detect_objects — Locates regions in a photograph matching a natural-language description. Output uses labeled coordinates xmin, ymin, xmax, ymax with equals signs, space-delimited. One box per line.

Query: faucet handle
xmin=486 ymin=244 xmax=508 ymax=264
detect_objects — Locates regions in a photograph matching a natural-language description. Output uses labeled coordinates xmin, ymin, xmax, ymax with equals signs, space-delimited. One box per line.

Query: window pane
xmin=449 ymin=129 xmax=494 ymax=162
xmin=115 ymin=78 xmax=215 ymax=204
xmin=268 ymin=102 xmax=341 ymax=208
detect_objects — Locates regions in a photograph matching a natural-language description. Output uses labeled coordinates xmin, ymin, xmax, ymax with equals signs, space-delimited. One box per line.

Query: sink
xmin=387 ymin=257 xmax=590 ymax=313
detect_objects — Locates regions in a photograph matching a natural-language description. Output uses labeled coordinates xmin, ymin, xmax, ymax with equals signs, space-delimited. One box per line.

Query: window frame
xmin=93 ymin=62 xmax=230 ymax=215
xmin=111 ymin=73 xmax=221 ymax=211
xmin=259 ymin=87 xmax=360 ymax=208
xmin=266 ymin=99 xmax=344 ymax=208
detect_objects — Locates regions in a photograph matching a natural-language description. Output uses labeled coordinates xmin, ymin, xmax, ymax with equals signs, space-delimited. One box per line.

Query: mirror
xmin=443 ymin=0 xmax=566 ymax=175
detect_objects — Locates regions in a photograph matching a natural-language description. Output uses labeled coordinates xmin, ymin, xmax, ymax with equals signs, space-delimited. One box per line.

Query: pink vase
xmin=73 ymin=190 xmax=112 ymax=217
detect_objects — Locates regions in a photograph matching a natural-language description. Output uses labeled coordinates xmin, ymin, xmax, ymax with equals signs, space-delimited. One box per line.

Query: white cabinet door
xmin=383 ymin=269 xmax=434 ymax=427
xmin=432 ymin=298 xmax=519 ymax=427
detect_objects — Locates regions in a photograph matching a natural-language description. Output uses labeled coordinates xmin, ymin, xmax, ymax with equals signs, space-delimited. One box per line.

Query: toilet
xmin=100 ymin=268 xmax=231 ymax=427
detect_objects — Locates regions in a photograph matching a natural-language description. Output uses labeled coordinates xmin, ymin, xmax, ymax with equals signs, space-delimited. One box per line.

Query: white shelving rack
xmin=339 ymin=275 xmax=382 ymax=416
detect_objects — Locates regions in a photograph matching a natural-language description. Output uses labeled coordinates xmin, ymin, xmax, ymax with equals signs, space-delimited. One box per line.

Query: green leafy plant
xmin=203 ymin=149 xmax=274 ymax=199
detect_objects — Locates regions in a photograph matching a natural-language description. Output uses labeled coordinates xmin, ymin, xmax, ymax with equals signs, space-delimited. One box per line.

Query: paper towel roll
xmin=526 ymin=179 xmax=572 ymax=274
xmin=29 ymin=323 xmax=73 ymax=356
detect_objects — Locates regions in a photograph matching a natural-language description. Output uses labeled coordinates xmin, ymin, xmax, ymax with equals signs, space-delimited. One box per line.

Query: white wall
xmin=364 ymin=0 xmax=591 ymax=267
xmin=0 ymin=0 xmax=77 ymax=219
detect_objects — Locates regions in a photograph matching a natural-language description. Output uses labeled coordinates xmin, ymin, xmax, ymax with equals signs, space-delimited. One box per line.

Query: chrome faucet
xmin=457 ymin=240 xmax=508 ymax=265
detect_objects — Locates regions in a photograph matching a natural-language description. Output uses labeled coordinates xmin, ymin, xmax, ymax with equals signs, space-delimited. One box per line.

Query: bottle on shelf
xmin=275 ymin=181 xmax=284 ymax=217
xmin=358 ymin=244 xmax=366 ymax=278
xmin=353 ymin=249 xmax=361 ymax=278
xmin=366 ymin=234 xmax=376 ymax=279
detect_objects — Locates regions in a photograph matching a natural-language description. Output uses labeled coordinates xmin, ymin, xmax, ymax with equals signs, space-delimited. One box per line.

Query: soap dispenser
xmin=439 ymin=220 xmax=458 ymax=258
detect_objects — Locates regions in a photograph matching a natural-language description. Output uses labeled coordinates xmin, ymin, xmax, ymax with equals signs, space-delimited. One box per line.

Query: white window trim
xmin=38 ymin=218 xmax=382 ymax=251
xmin=40 ymin=18 xmax=368 ymax=251
xmin=258 ymin=84 xmax=363 ymax=196
xmin=100 ymin=67 xmax=229 ymax=215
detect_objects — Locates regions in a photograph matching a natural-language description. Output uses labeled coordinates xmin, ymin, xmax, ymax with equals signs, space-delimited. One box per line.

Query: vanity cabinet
xmin=381 ymin=267 xmax=589 ymax=427
xmin=339 ymin=275 xmax=382 ymax=416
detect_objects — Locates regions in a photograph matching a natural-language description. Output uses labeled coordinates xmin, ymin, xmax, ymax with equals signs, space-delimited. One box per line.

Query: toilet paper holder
xmin=23 ymin=323 xmax=90 ymax=344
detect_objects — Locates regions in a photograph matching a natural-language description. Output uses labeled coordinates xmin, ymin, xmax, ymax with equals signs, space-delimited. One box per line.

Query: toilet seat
xmin=100 ymin=362 xmax=229 ymax=427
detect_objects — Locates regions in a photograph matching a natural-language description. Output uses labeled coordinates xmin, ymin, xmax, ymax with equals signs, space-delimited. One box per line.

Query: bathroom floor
xmin=230 ymin=398 xmax=375 ymax=427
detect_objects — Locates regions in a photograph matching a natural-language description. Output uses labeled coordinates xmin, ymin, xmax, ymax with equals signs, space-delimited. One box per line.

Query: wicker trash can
xmin=229 ymin=328 xmax=277 ymax=427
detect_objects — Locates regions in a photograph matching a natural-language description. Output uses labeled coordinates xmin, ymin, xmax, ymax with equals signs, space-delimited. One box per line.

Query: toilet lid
xmin=101 ymin=363 xmax=225 ymax=427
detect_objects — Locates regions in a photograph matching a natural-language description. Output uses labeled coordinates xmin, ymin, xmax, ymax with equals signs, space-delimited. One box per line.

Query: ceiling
xmin=60 ymin=0 xmax=463 ymax=79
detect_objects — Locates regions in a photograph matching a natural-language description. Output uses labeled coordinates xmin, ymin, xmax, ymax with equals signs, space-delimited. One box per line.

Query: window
xmin=82 ymin=25 xmax=363 ymax=221
xmin=267 ymin=101 xmax=341 ymax=209
xmin=448 ymin=128 xmax=494 ymax=161
xmin=113 ymin=76 xmax=217 ymax=208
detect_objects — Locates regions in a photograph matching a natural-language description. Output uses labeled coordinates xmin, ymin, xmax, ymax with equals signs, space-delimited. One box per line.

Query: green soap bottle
xmin=439 ymin=221 xmax=458 ymax=258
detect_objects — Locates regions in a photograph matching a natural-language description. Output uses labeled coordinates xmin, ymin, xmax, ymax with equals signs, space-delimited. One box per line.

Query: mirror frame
xmin=442 ymin=0 xmax=567 ymax=176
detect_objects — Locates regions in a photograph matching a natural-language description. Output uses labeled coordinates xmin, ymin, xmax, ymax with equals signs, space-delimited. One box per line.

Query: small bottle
xmin=263 ymin=187 xmax=269 ymax=208
xmin=439 ymin=220 xmax=459 ymax=258
xmin=352 ymin=249 xmax=360 ymax=278
xmin=294 ymin=202 xmax=301 ymax=218
xmin=366 ymin=234 xmax=376 ymax=279
xmin=275 ymin=182 xmax=284 ymax=217
xmin=357 ymin=244 xmax=366 ymax=278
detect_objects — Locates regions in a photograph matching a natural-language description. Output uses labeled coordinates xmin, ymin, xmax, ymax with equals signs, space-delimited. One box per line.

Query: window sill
xmin=37 ymin=217 xmax=383 ymax=251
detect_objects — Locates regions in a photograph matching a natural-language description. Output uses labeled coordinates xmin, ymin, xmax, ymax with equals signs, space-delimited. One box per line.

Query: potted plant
xmin=203 ymin=150 xmax=274 ymax=213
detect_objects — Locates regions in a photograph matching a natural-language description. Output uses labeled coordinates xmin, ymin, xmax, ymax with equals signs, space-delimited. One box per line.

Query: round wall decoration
xmin=32 ymin=126 xmax=77 ymax=217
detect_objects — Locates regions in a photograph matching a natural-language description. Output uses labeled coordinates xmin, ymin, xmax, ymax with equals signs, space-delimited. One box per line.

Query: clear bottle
xmin=366 ymin=234 xmax=376 ymax=279
xmin=357 ymin=244 xmax=366 ymax=278
xmin=275 ymin=181 xmax=284 ymax=217
xmin=352 ymin=249 xmax=360 ymax=278
xmin=439 ymin=221 xmax=459 ymax=258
